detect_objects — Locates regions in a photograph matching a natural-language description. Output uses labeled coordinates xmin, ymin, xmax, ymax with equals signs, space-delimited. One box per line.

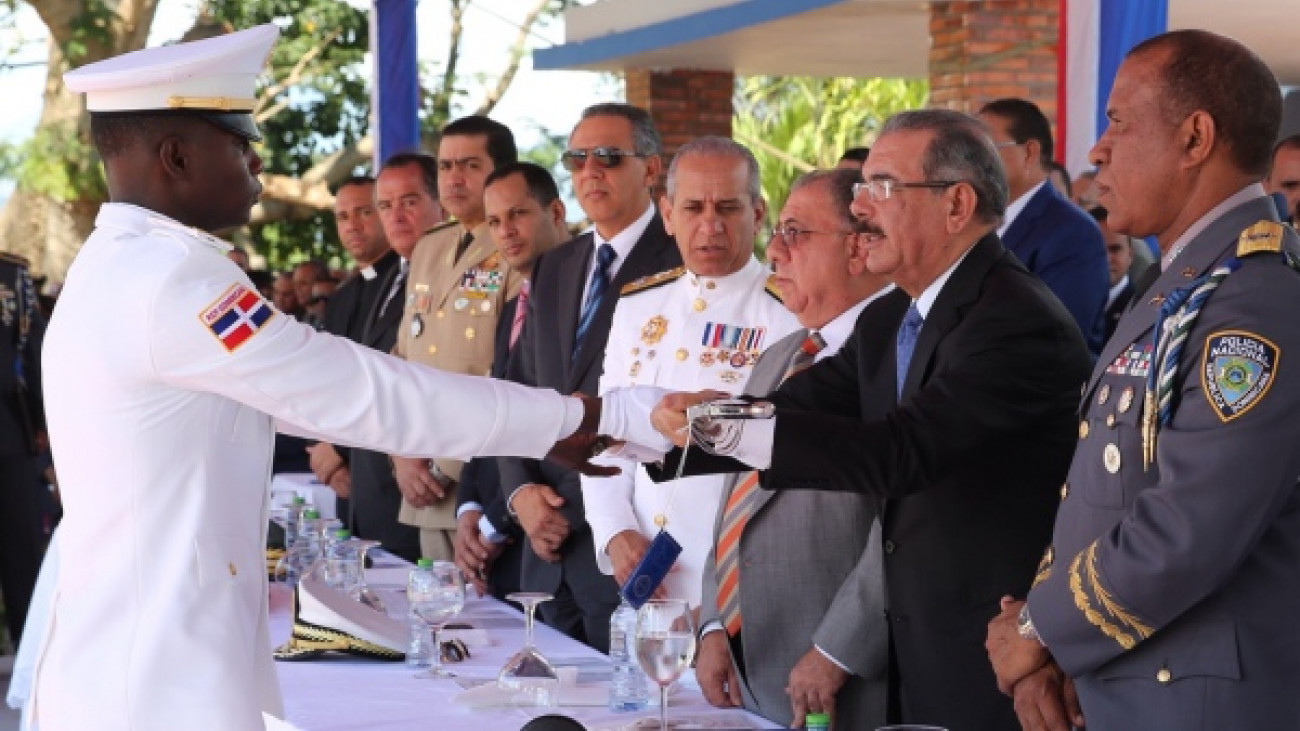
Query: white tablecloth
xmin=270 ymin=472 xmax=338 ymax=521
xmin=271 ymin=564 xmax=780 ymax=731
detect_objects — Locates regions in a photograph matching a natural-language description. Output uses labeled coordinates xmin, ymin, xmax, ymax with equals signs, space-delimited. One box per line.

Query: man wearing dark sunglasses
xmin=500 ymin=103 xmax=682 ymax=652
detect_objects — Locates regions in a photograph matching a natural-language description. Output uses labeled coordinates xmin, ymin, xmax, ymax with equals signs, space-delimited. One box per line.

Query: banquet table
xmin=271 ymin=560 xmax=781 ymax=731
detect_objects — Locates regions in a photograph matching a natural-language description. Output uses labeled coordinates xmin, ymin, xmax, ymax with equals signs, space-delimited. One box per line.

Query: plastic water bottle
xmin=805 ymin=712 xmax=831 ymax=731
xmin=406 ymin=558 xmax=435 ymax=668
xmin=326 ymin=529 xmax=361 ymax=596
xmin=284 ymin=496 xmax=306 ymax=549
xmin=608 ymin=599 xmax=650 ymax=711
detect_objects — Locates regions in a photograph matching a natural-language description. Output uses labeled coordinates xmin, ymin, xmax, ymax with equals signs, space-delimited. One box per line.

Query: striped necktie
xmin=509 ymin=280 xmax=530 ymax=349
xmin=715 ymin=330 xmax=825 ymax=636
xmin=573 ymin=243 xmax=616 ymax=359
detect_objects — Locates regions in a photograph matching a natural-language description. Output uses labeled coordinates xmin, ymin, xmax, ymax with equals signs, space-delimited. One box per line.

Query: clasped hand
xmin=651 ymin=390 xmax=730 ymax=447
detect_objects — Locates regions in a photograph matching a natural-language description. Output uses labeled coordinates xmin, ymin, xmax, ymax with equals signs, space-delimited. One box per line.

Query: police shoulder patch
xmin=1201 ymin=329 xmax=1279 ymax=422
xmin=1236 ymin=220 xmax=1284 ymax=258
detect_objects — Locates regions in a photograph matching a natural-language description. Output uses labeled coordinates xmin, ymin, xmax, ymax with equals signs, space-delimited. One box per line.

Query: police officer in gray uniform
xmin=987 ymin=29 xmax=1300 ymax=731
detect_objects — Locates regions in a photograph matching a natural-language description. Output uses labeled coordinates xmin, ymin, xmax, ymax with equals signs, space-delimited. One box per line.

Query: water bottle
xmin=326 ymin=530 xmax=361 ymax=596
xmin=406 ymin=558 xmax=435 ymax=668
xmin=283 ymin=496 xmax=307 ymax=549
xmin=805 ymin=712 xmax=831 ymax=731
xmin=283 ymin=509 xmax=324 ymax=587
xmin=608 ymin=599 xmax=650 ymax=711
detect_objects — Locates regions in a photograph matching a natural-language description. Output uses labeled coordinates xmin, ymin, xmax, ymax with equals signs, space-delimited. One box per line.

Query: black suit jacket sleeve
xmin=769 ymin=239 xmax=1090 ymax=497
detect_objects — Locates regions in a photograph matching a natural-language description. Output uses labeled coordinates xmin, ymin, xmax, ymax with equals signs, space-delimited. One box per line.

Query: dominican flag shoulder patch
xmin=199 ymin=283 xmax=275 ymax=352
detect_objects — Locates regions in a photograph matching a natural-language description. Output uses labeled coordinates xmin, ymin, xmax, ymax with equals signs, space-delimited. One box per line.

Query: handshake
xmin=545 ymin=388 xmax=734 ymax=474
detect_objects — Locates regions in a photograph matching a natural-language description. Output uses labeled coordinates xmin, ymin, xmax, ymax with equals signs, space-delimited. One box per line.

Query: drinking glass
xmin=635 ymin=599 xmax=695 ymax=730
xmin=497 ymin=592 xmax=559 ymax=706
xmin=351 ymin=539 xmax=386 ymax=612
xmin=408 ymin=560 xmax=466 ymax=679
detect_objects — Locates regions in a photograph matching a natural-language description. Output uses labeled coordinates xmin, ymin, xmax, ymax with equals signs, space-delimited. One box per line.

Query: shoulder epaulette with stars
xmin=764 ymin=274 xmax=784 ymax=303
xmin=1236 ymin=220 xmax=1284 ymax=258
xmin=621 ymin=266 xmax=685 ymax=296
xmin=0 ymin=251 xmax=31 ymax=269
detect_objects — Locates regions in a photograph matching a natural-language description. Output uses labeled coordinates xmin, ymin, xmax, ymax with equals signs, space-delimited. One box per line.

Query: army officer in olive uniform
xmin=987 ymin=30 xmax=1300 ymax=731
xmin=391 ymin=116 xmax=524 ymax=561
xmin=582 ymin=137 xmax=798 ymax=605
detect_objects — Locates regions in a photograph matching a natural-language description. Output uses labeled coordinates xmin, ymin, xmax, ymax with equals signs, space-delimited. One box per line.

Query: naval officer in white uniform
xmin=582 ymin=137 xmax=798 ymax=605
xmin=34 ymin=25 xmax=606 ymax=731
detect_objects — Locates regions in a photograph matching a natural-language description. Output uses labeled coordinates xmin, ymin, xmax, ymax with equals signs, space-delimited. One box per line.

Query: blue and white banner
xmin=371 ymin=0 xmax=421 ymax=166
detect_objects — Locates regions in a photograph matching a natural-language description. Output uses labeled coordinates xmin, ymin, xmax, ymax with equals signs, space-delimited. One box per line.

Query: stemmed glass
xmin=408 ymin=560 xmax=466 ymax=679
xmin=497 ymin=592 xmax=559 ymax=706
xmin=351 ymin=539 xmax=386 ymax=612
xmin=635 ymin=600 xmax=696 ymax=730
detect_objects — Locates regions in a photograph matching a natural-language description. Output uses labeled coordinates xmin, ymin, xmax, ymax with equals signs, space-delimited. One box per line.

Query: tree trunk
xmin=0 ymin=0 xmax=161 ymax=280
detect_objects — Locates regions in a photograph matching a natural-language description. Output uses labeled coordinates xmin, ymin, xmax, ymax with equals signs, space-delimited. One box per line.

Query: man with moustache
xmin=390 ymin=115 xmax=522 ymax=562
xmin=455 ymin=161 xmax=569 ymax=598
xmin=1265 ymin=133 xmax=1300 ymax=223
xmin=694 ymin=168 xmax=893 ymax=729
xmin=501 ymin=103 xmax=681 ymax=650
xmin=987 ymin=30 xmax=1300 ymax=731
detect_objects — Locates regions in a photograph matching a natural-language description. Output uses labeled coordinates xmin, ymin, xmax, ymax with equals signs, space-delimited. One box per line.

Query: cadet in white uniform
xmin=582 ymin=138 xmax=798 ymax=605
xmin=34 ymin=26 xmax=601 ymax=731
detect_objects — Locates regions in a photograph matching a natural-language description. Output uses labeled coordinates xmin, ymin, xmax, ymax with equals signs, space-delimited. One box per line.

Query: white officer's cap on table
xmin=63 ymin=23 xmax=279 ymax=141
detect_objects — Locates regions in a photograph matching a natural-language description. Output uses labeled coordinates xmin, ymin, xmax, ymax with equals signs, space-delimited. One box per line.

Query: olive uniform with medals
xmin=581 ymin=256 xmax=799 ymax=605
xmin=1026 ymin=192 xmax=1300 ymax=728
xmin=394 ymin=220 xmax=524 ymax=560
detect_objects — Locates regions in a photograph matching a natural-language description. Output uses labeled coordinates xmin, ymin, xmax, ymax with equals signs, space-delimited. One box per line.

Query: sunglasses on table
xmin=559 ymin=147 xmax=647 ymax=172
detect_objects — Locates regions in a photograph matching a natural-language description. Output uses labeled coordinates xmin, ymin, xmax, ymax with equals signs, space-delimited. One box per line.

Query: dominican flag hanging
xmin=1058 ymin=0 xmax=1168 ymax=174
xmin=201 ymin=284 xmax=275 ymax=353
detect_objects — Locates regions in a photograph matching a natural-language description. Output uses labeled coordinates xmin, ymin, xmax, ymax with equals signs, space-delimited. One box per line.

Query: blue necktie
xmin=895 ymin=303 xmax=924 ymax=398
xmin=574 ymin=243 xmax=616 ymax=358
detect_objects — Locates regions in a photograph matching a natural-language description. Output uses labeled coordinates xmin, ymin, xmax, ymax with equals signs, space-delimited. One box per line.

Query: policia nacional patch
xmin=1201 ymin=330 xmax=1279 ymax=422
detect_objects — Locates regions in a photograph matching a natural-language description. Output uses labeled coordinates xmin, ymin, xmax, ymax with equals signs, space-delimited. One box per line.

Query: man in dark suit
xmin=305 ymin=175 xmax=398 ymax=522
xmin=500 ymin=103 xmax=681 ymax=652
xmin=342 ymin=153 xmax=443 ymax=562
xmin=645 ymin=109 xmax=1091 ymax=730
xmin=454 ymin=162 xmax=568 ymax=599
xmin=988 ymin=30 xmax=1300 ymax=731
xmin=979 ymin=98 xmax=1109 ymax=357
xmin=1089 ymin=205 xmax=1146 ymax=343
xmin=0 ymin=251 xmax=45 ymax=647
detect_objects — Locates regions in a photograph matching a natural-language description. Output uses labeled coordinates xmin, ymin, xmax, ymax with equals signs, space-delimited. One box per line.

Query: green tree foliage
xmin=208 ymin=0 xmax=370 ymax=270
xmin=733 ymin=75 xmax=929 ymax=236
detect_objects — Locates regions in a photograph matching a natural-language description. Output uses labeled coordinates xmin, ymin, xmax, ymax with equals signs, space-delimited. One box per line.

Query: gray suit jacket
xmin=699 ymin=323 xmax=888 ymax=729
xmin=1030 ymin=194 xmax=1300 ymax=729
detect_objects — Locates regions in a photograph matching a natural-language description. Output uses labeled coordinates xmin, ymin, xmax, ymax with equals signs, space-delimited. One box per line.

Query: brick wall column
xmin=929 ymin=1 xmax=1060 ymax=137
xmin=625 ymin=69 xmax=734 ymax=184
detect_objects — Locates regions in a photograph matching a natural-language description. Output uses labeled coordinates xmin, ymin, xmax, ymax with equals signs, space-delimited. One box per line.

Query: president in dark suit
xmin=647 ymin=110 xmax=1090 ymax=730
xmin=500 ymin=104 xmax=681 ymax=652
xmin=980 ymin=98 xmax=1108 ymax=357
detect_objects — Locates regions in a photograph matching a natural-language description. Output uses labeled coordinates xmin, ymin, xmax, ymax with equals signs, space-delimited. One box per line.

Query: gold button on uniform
xmin=1104 ymin=443 xmax=1122 ymax=473
xmin=1118 ymin=386 xmax=1135 ymax=414
xmin=1079 ymin=420 xmax=1090 ymax=439
xmin=427 ymin=345 xmax=438 ymax=355
xmin=1156 ymin=668 xmax=1172 ymax=683
xmin=1097 ymin=384 xmax=1111 ymax=405
xmin=1060 ymin=483 xmax=1069 ymax=500
xmin=227 ymin=562 xmax=237 ymax=577
xmin=436 ymin=310 xmax=445 ymax=319
xmin=693 ymin=298 xmax=706 ymax=312
xmin=465 ymin=327 xmax=475 ymax=340
xmin=1106 ymin=413 xmax=1116 ymax=428
xmin=676 ymin=348 xmax=688 ymax=361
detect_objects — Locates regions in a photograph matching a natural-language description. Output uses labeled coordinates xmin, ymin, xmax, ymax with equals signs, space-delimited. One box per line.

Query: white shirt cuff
xmin=700 ymin=620 xmax=725 ymax=638
xmin=598 ymin=386 xmax=675 ymax=453
xmin=559 ymin=396 xmax=586 ymax=438
xmin=814 ymin=644 xmax=852 ymax=673
xmin=477 ymin=514 xmax=507 ymax=544
xmin=457 ymin=501 xmax=483 ymax=519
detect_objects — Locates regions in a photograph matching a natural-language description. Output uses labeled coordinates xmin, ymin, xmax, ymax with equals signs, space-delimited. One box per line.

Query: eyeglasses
xmin=770 ymin=224 xmax=849 ymax=248
xmin=994 ymin=140 xmax=1023 ymax=149
xmin=560 ymin=147 xmax=646 ymax=172
xmin=852 ymin=179 xmax=960 ymax=202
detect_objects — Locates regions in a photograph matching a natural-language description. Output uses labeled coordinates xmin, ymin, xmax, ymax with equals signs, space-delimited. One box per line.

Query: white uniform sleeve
xmin=148 ymin=255 xmax=577 ymax=462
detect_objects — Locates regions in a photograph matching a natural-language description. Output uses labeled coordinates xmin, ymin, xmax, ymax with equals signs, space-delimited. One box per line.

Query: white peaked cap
xmin=64 ymin=23 xmax=279 ymax=140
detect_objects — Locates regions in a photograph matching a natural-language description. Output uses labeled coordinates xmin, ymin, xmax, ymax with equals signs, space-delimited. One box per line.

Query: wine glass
xmin=635 ymin=600 xmax=696 ymax=730
xmin=408 ymin=560 xmax=466 ymax=679
xmin=497 ymin=592 xmax=559 ymax=706
xmin=351 ymin=539 xmax=386 ymax=612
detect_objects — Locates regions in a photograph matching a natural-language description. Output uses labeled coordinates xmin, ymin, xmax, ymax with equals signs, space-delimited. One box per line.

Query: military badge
xmin=199 ymin=283 xmax=274 ymax=353
xmin=641 ymin=316 xmax=668 ymax=346
xmin=454 ymin=298 xmax=469 ymax=311
xmin=481 ymin=253 xmax=501 ymax=270
xmin=480 ymin=300 xmax=492 ymax=313
xmin=729 ymin=352 xmax=747 ymax=368
xmin=410 ymin=313 xmax=424 ymax=338
xmin=1202 ymin=330 xmax=1279 ymax=422
xmin=699 ymin=351 xmax=716 ymax=367
xmin=630 ymin=361 xmax=641 ymax=378
xmin=720 ymin=371 xmax=743 ymax=384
